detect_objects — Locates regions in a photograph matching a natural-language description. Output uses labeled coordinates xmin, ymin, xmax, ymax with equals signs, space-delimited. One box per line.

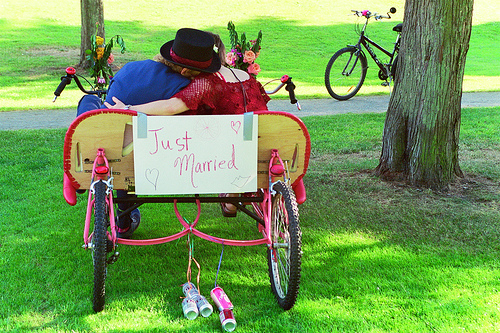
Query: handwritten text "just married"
xmin=148 ymin=128 xmax=239 ymax=188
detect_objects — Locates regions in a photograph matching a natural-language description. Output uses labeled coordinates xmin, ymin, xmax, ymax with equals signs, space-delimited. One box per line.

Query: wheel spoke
xmin=325 ymin=47 xmax=367 ymax=100
xmin=276 ymin=249 xmax=289 ymax=293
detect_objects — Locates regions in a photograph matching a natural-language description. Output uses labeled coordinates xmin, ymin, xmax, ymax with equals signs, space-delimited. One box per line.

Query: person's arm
xmin=104 ymin=96 xmax=189 ymax=115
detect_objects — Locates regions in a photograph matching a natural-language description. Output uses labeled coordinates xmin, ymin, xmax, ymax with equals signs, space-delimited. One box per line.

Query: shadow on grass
xmin=294 ymin=162 xmax=500 ymax=324
xmin=2 ymin=18 xmax=499 ymax=112
xmin=0 ymin=17 xmax=409 ymax=91
xmin=2 ymin=122 xmax=500 ymax=330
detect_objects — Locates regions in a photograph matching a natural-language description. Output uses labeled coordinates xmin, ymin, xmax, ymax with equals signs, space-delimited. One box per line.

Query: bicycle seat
xmin=393 ymin=23 xmax=403 ymax=33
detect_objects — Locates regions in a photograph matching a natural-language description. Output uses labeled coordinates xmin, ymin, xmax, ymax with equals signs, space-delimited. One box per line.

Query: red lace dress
xmin=174 ymin=72 xmax=270 ymax=115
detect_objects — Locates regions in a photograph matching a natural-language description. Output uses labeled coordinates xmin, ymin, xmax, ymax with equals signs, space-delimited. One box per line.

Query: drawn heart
xmin=230 ymin=121 xmax=241 ymax=134
xmin=145 ymin=168 xmax=159 ymax=189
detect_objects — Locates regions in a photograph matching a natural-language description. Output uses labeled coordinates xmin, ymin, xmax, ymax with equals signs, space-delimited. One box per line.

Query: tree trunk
xmin=79 ymin=0 xmax=104 ymax=68
xmin=375 ymin=0 xmax=474 ymax=189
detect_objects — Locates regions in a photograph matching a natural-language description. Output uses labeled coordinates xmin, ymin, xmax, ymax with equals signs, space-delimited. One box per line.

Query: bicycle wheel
xmin=325 ymin=46 xmax=368 ymax=101
xmin=92 ymin=180 xmax=108 ymax=312
xmin=267 ymin=181 xmax=302 ymax=310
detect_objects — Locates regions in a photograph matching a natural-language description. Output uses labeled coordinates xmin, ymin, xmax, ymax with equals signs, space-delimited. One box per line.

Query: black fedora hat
xmin=160 ymin=28 xmax=221 ymax=73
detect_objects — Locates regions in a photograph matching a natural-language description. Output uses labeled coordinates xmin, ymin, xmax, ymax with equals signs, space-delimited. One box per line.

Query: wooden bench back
xmin=63 ymin=110 xmax=310 ymax=192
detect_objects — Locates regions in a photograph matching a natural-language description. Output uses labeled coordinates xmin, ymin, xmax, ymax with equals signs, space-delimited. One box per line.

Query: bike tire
xmin=267 ymin=181 xmax=302 ymax=310
xmin=92 ymin=180 xmax=108 ymax=313
xmin=325 ymin=47 xmax=368 ymax=101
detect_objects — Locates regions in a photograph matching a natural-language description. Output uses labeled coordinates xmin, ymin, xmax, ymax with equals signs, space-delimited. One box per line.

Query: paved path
xmin=1 ymin=91 xmax=499 ymax=131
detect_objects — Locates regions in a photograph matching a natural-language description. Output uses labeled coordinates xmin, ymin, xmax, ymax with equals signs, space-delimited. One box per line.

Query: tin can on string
xmin=182 ymin=282 xmax=213 ymax=317
xmin=219 ymin=309 xmax=237 ymax=332
xmin=182 ymin=282 xmax=198 ymax=298
xmin=210 ymin=286 xmax=234 ymax=311
xmin=181 ymin=297 xmax=199 ymax=320
xmin=193 ymin=294 xmax=213 ymax=317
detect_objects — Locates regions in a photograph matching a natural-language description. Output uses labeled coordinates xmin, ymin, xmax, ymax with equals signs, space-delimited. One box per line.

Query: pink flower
xmin=98 ymin=77 xmax=106 ymax=84
xmin=107 ymin=53 xmax=115 ymax=65
xmin=247 ymin=63 xmax=261 ymax=75
xmin=243 ymin=50 xmax=256 ymax=64
xmin=225 ymin=51 xmax=237 ymax=66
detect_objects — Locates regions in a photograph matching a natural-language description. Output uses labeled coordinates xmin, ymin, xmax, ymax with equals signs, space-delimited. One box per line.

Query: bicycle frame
xmin=58 ymin=56 xmax=310 ymax=312
xmin=83 ymin=148 xmax=117 ymax=249
xmin=352 ymin=20 xmax=400 ymax=79
xmin=82 ymin=143 xmax=288 ymax=248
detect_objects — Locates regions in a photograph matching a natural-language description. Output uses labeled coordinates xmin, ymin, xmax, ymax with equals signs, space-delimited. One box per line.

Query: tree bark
xmin=79 ymin=0 xmax=104 ymax=68
xmin=375 ymin=0 xmax=474 ymax=189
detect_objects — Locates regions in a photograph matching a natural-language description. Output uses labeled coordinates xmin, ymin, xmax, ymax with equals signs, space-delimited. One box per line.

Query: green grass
xmin=0 ymin=0 xmax=499 ymax=111
xmin=2 ymin=1 xmax=500 ymax=331
xmin=1 ymin=107 xmax=500 ymax=332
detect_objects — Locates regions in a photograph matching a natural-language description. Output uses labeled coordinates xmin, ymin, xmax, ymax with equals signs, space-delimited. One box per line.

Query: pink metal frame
xmin=83 ymin=147 xmax=287 ymax=250
xmin=83 ymin=148 xmax=118 ymax=248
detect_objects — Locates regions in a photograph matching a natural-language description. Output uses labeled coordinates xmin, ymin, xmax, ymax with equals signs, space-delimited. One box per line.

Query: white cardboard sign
xmin=132 ymin=114 xmax=258 ymax=195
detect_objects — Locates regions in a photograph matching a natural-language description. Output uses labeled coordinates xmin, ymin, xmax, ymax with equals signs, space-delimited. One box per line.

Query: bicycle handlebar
xmin=264 ymin=75 xmax=301 ymax=110
xmin=53 ymin=67 xmax=104 ymax=102
xmin=55 ymin=67 xmax=301 ymax=110
xmin=53 ymin=76 xmax=72 ymax=102
xmin=352 ymin=7 xmax=396 ymax=20
xmin=283 ymin=76 xmax=298 ymax=105
xmin=53 ymin=67 xmax=76 ymax=102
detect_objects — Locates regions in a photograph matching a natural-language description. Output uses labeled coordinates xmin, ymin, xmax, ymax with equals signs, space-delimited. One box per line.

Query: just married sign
xmin=132 ymin=113 xmax=258 ymax=195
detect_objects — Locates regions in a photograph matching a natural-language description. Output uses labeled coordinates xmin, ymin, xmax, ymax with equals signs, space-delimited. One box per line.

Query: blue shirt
xmin=104 ymin=59 xmax=190 ymax=105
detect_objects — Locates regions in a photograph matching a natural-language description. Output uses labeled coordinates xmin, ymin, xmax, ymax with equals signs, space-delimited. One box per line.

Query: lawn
xmin=1 ymin=107 xmax=500 ymax=332
xmin=1 ymin=0 xmax=500 ymax=332
xmin=0 ymin=0 xmax=499 ymax=111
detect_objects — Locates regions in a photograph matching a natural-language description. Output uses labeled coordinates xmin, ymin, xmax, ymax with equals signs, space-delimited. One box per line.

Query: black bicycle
xmin=324 ymin=7 xmax=402 ymax=101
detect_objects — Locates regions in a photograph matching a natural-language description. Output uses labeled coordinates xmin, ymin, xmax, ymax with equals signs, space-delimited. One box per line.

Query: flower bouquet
xmin=85 ymin=25 xmax=126 ymax=92
xmin=226 ymin=21 xmax=262 ymax=76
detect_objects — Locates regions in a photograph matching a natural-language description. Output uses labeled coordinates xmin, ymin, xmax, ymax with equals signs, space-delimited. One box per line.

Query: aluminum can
xmin=193 ymin=294 xmax=213 ymax=317
xmin=181 ymin=297 xmax=199 ymax=320
xmin=210 ymin=286 xmax=234 ymax=311
xmin=182 ymin=282 xmax=198 ymax=298
xmin=219 ymin=309 xmax=237 ymax=332
xmin=182 ymin=282 xmax=213 ymax=317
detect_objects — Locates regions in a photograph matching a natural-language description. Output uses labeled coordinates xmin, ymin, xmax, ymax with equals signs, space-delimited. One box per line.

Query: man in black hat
xmin=158 ymin=28 xmax=221 ymax=74
xmin=75 ymin=28 xmax=221 ymax=238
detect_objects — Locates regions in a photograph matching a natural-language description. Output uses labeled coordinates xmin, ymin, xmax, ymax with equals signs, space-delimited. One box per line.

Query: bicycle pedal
xmin=107 ymin=252 xmax=120 ymax=265
xmin=381 ymin=82 xmax=390 ymax=87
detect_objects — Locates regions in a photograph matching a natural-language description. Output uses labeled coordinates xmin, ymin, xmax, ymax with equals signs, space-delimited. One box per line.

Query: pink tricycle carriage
xmin=61 ymin=106 xmax=310 ymax=313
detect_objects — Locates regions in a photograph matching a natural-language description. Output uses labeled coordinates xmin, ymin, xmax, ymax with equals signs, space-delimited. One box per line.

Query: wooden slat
xmin=256 ymin=114 xmax=308 ymax=188
xmin=69 ymin=113 xmax=135 ymax=190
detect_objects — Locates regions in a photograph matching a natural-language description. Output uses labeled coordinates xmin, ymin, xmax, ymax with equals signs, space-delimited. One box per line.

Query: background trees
xmin=375 ymin=0 xmax=475 ymax=189
xmin=79 ymin=0 xmax=104 ymax=68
